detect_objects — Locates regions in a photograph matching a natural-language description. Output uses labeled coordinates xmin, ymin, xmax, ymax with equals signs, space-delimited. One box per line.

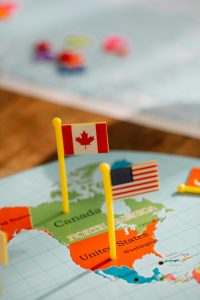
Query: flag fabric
xmin=186 ymin=168 xmax=200 ymax=188
xmin=111 ymin=161 xmax=159 ymax=200
xmin=61 ymin=122 xmax=109 ymax=155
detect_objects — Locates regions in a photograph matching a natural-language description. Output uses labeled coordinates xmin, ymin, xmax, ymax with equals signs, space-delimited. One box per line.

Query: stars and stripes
xmin=111 ymin=161 xmax=159 ymax=200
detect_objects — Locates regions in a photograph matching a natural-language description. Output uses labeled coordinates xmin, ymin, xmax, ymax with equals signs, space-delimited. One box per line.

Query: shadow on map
xmin=172 ymin=192 xmax=199 ymax=198
xmin=36 ymin=270 xmax=90 ymax=300
xmin=36 ymin=258 xmax=112 ymax=299
xmin=91 ymin=258 xmax=112 ymax=271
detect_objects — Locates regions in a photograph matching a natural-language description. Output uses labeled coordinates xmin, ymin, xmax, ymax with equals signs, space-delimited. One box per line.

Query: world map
xmin=0 ymin=151 xmax=199 ymax=299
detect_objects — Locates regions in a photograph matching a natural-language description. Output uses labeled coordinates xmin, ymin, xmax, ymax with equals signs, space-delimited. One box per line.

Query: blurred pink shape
xmin=0 ymin=1 xmax=19 ymax=20
xmin=103 ymin=35 xmax=131 ymax=56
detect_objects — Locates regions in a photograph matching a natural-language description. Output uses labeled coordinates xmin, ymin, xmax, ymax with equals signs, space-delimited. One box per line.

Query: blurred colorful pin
xmin=57 ymin=50 xmax=85 ymax=73
xmin=34 ymin=41 xmax=54 ymax=61
xmin=103 ymin=35 xmax=131 ymax=56
xmin=177 ymin=167 xmax=200 ymax=194
xmin=65 ymin=34 xmax=96 ymax=49
xmin=0 ymin=1 xmax=19 ymax=20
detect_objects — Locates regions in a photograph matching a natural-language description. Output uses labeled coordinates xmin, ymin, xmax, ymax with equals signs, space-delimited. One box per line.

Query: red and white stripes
xmin=112 ymin=161 xmax=159 ymax=200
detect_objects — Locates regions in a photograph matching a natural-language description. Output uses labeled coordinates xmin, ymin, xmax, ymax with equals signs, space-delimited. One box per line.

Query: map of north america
xmin=0 ymin=162 xmax=199 ymax=285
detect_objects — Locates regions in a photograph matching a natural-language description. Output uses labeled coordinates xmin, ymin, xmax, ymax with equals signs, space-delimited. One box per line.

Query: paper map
xmin=0 ymin=0 xmax=200 ymax=137
xmin=0 ymin=151 xmax=200 ymax=299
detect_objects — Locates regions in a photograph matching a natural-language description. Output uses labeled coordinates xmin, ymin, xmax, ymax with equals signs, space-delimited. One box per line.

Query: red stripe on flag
xmin=112 ymin=184 xmax=159 ymax=197
xmin=113 ymin=186 xmax=159 ymax=200
xmin=133 ymin=174 xmax=158 ymax=182
xmin=112 ymin=179 xmax=158 ymax=192
xmin=133 ymin=164 xmax=157 ymax=172
xmin=112 ymin=174 xmax=159 ymax=191
xmin=61 ymin=125 xmax=74 ymax=155
xmin=132 ymin=169 xmax=157 ymax=177
xmin=96 ymin=123 xmax=109 ymax=153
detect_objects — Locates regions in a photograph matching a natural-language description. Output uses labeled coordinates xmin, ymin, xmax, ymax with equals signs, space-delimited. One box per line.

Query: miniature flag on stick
xmin=62 ymin=123 xmax=109 ymax=155
xmin=0 ymin=231 xmax=8 ymax=266
xmin=52 ymin=118 xmax=109 ymax=213
xmin=178 ymin=167 xmax=200 ymax=194
xmin=100 ymin=160 xmax=159 ymax=260
xmin=111 ymin=160 xmax=159 ymax=200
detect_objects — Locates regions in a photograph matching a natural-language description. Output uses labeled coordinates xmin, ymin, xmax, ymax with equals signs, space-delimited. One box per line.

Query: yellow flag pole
xmin=52 ymin=117 xmax=69 ymax=214
xmin=178 ymin=184 xmax=200 ymax=194
xmin=0 ymin=231 xmax=8 ymax=266
xmin=100 ymin=163 xmax=116 ymax=260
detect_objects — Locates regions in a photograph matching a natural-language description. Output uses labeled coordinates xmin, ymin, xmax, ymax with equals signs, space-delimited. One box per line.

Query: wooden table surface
xmin=0 ymin=88 xmax=199 ymax=178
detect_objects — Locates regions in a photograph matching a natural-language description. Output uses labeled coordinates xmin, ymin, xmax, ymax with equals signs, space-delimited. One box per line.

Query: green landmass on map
xmin=2 ymin=160 xmax=199 ymax=288
xmin=30 ymin=163 xmax=171 ymax=245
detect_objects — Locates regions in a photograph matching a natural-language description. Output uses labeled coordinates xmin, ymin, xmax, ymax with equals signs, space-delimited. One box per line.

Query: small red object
xmin=34 ymin=41 xmax=54 ymax=61
xmin=57 ymin=51 xmax=85 ymax=68
xmin=103 ymin=35 xmax=130 ymax=56
xmin=35 ymin=41 xmax=52 ymax=53
xmin=57 ymin=52 xmax=72 ymax=63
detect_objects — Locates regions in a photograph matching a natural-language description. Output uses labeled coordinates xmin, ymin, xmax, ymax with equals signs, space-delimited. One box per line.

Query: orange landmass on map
xmin=70 ymin=219 xmax=161 ymax=271
xmin=192 ymin=267 xmax=200 ymax=284
xmin=186 ymin=168 xmax=200 ymax=187
xmin=0 ymin=207 xmax=32 ymax=242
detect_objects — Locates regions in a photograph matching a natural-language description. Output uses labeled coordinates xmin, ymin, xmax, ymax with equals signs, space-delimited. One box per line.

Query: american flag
xmin=111 ymin=161 xmax=159 ymax=200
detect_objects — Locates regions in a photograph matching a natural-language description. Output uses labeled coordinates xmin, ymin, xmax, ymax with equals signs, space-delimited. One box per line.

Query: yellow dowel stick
xmin=52 ymin=117 xmax=69 ymax=213
xmin=100 ymin=163 xmax=116 ymax=260
xmin=178 ymin=184 xmax=200 ymax=194
xmin=0 ymin=231 xmax=8 ymax=266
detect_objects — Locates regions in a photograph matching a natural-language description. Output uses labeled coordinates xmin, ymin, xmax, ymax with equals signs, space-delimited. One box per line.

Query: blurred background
xmin=0 ymin=0 xmax=200 ymax=177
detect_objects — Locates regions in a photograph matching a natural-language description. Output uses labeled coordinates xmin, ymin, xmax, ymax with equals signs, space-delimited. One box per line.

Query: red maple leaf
xmin=75 ymin=131 xmax=95 ymax=149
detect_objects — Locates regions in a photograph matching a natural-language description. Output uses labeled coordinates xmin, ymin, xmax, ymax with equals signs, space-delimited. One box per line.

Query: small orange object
xmin=57 ymin=51 xmax=84 ymax=68
xmin=186 ymin=168 xmax=200 ymax=188
xmin=177 ymin=167 xmax=200 ymax=194
xmin=192 ymin=266 xmax=200 ymax=283
xmin=0 ymin=2 xmax=19 ymax=20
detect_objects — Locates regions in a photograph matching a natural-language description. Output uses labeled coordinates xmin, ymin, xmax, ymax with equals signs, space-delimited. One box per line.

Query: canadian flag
xmin=61 ymin=122 xmax=109 ymax=155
